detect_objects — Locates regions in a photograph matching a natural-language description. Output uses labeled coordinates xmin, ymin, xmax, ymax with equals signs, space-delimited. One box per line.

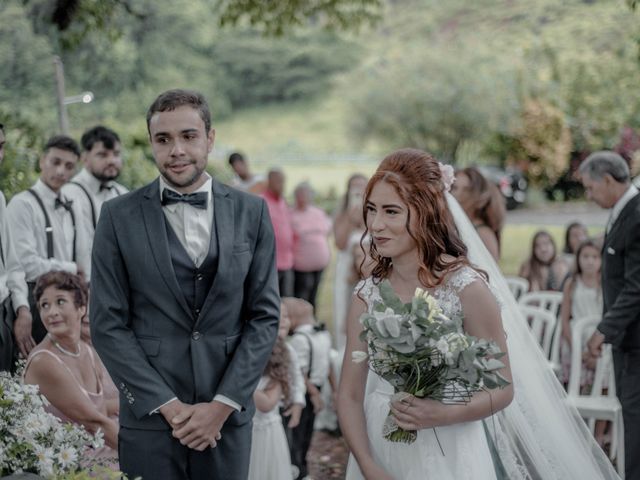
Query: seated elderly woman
xmin=23 ymin=271 xmax=118 ymax=460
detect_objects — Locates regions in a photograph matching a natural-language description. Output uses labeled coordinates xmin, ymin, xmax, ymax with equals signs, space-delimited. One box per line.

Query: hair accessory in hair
xmin=439 ymin=162 xmax=455 ymax=192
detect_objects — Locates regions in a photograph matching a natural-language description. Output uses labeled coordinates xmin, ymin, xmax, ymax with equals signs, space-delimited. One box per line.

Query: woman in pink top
xmin=23 ymin=271 xmax=118 ymax=466
xmin=291 ymin=182 xmax=332 ymax=309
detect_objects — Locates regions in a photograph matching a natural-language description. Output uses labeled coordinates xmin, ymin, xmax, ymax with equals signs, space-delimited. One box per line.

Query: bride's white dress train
xmin=345 ymin=269 xmax=497 ymax=480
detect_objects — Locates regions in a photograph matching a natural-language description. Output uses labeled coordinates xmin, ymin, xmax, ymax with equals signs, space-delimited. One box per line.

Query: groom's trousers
xmin=118 ymin=421 xmax=252 ymax=480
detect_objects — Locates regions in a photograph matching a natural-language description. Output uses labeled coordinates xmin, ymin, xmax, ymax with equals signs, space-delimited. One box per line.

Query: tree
xmin=348 ymin=47 xmax=520 ymax=163
xmin=216 ymin=0 xmax=382 ymax=35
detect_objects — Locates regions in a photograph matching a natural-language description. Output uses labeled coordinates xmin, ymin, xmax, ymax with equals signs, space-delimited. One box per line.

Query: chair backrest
xmin=567 ymin=314 xmax=608 ymax=397
xmin=505 ymin=275 xmax=529 ymax=301
xmin=518 ymin=291 xmax=563 ymax=317
xmin=519 ymin=305 xmax=558 ymax=357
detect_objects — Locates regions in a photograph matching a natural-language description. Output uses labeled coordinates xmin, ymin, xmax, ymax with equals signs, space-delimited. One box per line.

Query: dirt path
xmin=307 ymin=430 xmax=349 ymax=479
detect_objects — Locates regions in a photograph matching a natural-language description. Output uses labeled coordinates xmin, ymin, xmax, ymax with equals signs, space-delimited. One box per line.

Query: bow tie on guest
xmin=54 ymin=197 xmax=73 ymax=211
xmin=161 ymin=189 xmax=208 ymax=210
xmin=99 ymin=183 xmax=113 ymax=192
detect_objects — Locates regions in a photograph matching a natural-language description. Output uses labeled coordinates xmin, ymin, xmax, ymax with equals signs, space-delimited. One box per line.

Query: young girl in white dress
xmin=559 ymin=239 xmax=609 ymax=445
xmin=248 ymin=336 xmax=294 ymax=480
xmin=337 ymin=149 xmax=514 ymax=480
xmin=560 ymin=238 xmax=604 ymax=385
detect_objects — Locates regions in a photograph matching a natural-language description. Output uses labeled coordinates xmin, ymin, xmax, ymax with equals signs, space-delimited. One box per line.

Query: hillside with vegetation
xmin=1 ymin=0 xmax=639 ymax=196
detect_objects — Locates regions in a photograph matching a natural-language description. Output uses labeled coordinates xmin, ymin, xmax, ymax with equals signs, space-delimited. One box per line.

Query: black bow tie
xmin=55 ymin=197 xmax=73 ymax=211
xmin=314 ymin=323 xmax=326 ymax=332
xmin=161 ymin=189 xmax=208 ymax=210
xmin=100 ymin=183 xmax=113 ymax=192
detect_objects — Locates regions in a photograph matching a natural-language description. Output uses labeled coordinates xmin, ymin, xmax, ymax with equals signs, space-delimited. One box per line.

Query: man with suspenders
xmin=6 ymin=135 xmax=90 ymax=343
xmin=62 ymin=126 xmax=128 ymax=253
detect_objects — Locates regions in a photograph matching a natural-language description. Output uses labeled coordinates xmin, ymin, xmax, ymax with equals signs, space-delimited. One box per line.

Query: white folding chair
xmin=505 ymin=275 xmax=529 ymax=301
xmin=519 ymin=291 xmax=564 ymax=374
xmin=518 ymin=305 xmax=557 ymax=358
xmin=566 ymin=315 xmax=624 ymax=477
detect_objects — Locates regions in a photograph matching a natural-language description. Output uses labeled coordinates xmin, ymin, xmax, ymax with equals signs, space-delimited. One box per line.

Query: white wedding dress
xmin=343 ymin=193 xmax=620 ymax=480
xmin=345 ymin=268 xmax=498 ymax=480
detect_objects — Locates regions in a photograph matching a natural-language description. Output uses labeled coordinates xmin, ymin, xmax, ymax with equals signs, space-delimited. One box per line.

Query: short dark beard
xmin=92 ymin=171 xmax=119 ymax=183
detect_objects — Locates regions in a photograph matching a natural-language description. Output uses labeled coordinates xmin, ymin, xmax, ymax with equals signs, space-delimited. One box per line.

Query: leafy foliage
xmin=213 ymin=32 xmax=360 ymax=109
xmin=216 ymin=0 xmax=382 ymax=35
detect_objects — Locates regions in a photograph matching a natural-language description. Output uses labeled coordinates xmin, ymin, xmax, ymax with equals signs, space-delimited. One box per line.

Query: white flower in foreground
xmin=352 ymin=351 xmax=369 ymax=364
xmin=57 ymin=446 xmax=78 ymax=468
xmin=35 ymin=446 xmax=55 ymax=477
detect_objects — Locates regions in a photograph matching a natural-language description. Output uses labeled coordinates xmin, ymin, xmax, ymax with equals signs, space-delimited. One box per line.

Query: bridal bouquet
xmin=0 ymin=365 xmax=117 ymax=479
xmin=352 ymin=280 xmax=510 ymax=444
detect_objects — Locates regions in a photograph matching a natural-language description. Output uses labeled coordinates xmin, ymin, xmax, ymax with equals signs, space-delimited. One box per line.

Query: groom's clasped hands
xmin=159 ymin=398 xmax=234 ymax=451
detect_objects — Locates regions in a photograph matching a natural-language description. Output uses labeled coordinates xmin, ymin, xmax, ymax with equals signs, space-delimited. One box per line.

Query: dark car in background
xmin=477 ymin=165 xmax=528 ymax=210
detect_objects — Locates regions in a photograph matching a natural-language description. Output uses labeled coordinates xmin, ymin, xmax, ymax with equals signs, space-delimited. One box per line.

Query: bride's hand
xmin=389 ymin=395 xmax=447 ymax=431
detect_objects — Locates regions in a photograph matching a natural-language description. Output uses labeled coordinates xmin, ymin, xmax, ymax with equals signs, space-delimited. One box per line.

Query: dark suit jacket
xmin=598 ymin=192 xmax=640 ymax=351
xmin=90 ymin=178 xmax=280 ymax=430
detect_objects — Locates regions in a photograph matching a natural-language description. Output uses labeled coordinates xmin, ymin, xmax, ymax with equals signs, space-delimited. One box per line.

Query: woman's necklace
xmin=48 ymin=334 xmax=81 ymax=358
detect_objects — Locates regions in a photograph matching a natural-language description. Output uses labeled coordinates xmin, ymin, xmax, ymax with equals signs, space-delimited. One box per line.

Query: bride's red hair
xmin=362 ymin=148 xmax=473 ymax=288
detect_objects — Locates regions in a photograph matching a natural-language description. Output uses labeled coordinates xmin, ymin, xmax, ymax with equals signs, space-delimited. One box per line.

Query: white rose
xmin=436 ymin=338 xmax=450 ymax=355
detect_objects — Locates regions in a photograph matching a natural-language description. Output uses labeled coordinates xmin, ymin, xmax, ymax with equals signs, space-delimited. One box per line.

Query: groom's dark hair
xmin=146 ymin=89 xmax=211 ymax=135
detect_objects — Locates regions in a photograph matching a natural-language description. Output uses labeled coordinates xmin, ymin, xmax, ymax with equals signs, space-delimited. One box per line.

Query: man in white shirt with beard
xmin=62 ymin=125 xmax=128 ymax=252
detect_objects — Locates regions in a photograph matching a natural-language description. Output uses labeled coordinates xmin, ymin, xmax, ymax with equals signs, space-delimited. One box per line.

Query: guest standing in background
xmin=291 ymin=182 xmax=332 ymax=309
xmin=332 ymin=173 xmax=367 ymax=351
xmin=582 ymin=150 xmax=640 ymax=479
xmin=228 ymin=151 xmax=266 ymax=194
xmin=518 ymin=230 xmax=569 ymax=292
xmin=451 ymin=166 xmax=506 ymax=261
xmin=262 ymin=168 xmax=295 ymax=297
xmin=62 ymin=126 xmax=128 ymax=266
xmin=0 ymin=122 xmax=34 ymax=369
xmin=7 ymin=135 xmax=90 ymax=344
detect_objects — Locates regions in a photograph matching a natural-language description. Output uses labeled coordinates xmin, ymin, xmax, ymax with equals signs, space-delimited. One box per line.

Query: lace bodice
xmin=355 ymin=266 xmax=485 ymax=327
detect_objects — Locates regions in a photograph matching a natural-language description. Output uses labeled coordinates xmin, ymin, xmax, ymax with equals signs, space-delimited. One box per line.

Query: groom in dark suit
xmin=90 ymin=89 xmax=280 ymax=480
xmin=582 ymin=151 xmax=640 ymax=479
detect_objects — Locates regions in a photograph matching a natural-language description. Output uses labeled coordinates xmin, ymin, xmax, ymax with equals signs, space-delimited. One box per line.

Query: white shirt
xmin=286 ymin=342 xmax=306 ymax=406
xmin=159 ymin=175 xmax=213 ymax=267
xmin=231 ymin=174 xmax=265 ymax=193
xmin=289 ymin=324 xmax=332 ymax=387
xmin=154 ymin=174 xmax=240 ymax=413
xmin=0 ymin=191 xmax=29 ymax=311
xmin=62 ymin=168 xmax=128 ymax=245
xmin=607 ymin=184 xmax=639 ymax=233
xmin=6 ymin=179 xmax=91 ymax=282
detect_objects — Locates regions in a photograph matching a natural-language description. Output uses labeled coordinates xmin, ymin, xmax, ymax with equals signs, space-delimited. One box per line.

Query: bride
xmin=337 ymin=148 xmax=620 ymax=479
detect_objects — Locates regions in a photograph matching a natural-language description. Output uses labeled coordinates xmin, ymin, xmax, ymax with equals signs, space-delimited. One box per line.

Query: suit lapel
xmin=607 ymin=193 xmax=640 ymax=243
xmin=198 ymin=179 xmax=233 ymax=322
xmin=141 ymin=179 xmax=193 ymax=320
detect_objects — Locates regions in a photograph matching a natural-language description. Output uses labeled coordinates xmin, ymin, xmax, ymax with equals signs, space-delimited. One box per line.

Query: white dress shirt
xmin=159 ymin=175 xmax=213 ymax=267
xmin=0 ymin=191 xmax=29 ymax=311
xmin=289 ymin=324 xmax=332 ymax=387
xmin=607 ymin=184 xmax=639 ymax=234
xmin=286 ymin=342 xmax=307 ymax=406
xmin=153 ymin=174 xmax=241 ymax=413
xmin=6 ymin=179 xmax=91 ymax=282
xmin=62 ymin=168 xmax=128 ymax=246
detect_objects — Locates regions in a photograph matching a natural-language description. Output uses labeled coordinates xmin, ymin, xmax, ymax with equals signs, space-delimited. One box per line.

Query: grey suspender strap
xmin=27 ymin=189 xmax=77 ymax=261
xmin=70 ymin=181 xmax=97 ymax=230
xmin=0 ymin=228 xmax=4 ymax=267
xmin=294 ymin=331 xmax=314 ymax=380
